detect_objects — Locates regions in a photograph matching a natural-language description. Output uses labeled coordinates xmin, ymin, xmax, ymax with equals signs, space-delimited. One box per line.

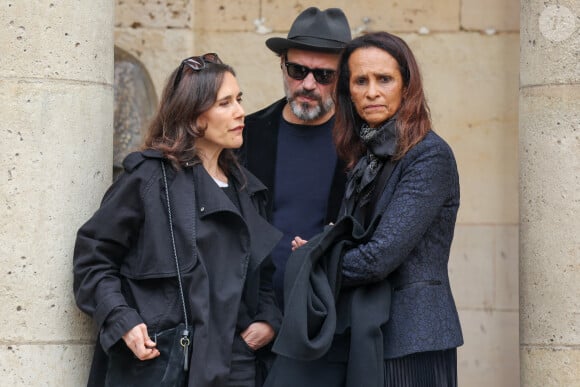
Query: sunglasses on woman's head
xmin=173 ymin=53 xmax=223 ymax=91
xmin=283 ymin=58 xmax=336 ymax=85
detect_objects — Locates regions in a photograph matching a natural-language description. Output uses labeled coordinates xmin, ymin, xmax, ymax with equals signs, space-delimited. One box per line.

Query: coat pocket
xmin=119 ymin=247 xmax=197 ymax=280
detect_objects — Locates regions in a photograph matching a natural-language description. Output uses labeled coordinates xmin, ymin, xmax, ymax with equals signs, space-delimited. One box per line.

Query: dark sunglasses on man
xmin=283 ymin=56 xmax=336 ymax=85
xmin=173 ymin=53 xmax=222 ymax=90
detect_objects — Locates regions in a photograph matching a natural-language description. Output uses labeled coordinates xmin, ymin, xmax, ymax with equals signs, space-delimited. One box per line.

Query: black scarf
xmin=344 ymin=117 xmax=398 ymax=210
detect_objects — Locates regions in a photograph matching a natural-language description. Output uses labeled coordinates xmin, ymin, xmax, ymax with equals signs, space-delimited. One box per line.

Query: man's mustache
xmin=292 ymin=89 xmax=322 ymax=102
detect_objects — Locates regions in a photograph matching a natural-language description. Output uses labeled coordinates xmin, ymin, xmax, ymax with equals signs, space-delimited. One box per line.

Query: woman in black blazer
xmin=285 ymin=31 xmax=464 ymax=387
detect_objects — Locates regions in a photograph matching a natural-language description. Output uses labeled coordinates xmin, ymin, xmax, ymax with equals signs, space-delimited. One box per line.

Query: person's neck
xmin=282 ymin=104 xmax=334 ymax=126
xmin=198 ymin=149 xmax=227 ymax=182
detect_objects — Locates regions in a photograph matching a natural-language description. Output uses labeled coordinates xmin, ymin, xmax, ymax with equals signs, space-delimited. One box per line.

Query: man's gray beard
xmin=288 ymin=98 xmax=334 ymax=122
xmin=284 ymin=80 xmax=334 ymax=122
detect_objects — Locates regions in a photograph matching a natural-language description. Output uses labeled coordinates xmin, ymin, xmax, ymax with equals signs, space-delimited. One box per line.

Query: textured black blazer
xmin=341 ymin=130 xmax=464 ymax=359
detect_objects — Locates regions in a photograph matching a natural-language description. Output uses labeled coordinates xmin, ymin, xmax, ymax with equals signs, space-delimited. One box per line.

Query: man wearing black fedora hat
xmin=239 ymin=7 xmax=352 ymax=310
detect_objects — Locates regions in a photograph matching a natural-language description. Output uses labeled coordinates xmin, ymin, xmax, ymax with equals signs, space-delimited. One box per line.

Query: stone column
xmin=520 ymin=1 xmax=580 ymax=386
xmin=0 ymin=2 xmax=113 ymax=385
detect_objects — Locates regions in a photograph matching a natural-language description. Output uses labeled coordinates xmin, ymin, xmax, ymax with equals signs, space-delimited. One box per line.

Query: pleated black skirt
xmin=384 ymin=348 xmax=457 ymax=387
xmin=264 ymin=348 xmax=457 ymax=387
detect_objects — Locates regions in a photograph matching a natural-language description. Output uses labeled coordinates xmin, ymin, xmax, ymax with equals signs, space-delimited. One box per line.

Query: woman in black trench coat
xmin=73 ymin=54 xmax=282 ymax=387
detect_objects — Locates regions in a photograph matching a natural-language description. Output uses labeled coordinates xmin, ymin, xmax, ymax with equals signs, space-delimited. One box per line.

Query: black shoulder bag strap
xmin=161 ymin=161 xmax=193 ymax=371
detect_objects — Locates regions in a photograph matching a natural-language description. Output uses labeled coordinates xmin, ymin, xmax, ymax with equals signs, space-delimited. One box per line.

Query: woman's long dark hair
xmin=143 ymin=59 xmax=240 ymax=173
xmin=334 ymin=31 xmax=432 ymax=169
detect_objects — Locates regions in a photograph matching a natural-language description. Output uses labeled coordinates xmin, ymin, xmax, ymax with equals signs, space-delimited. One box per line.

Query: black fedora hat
xmin=266 ymin=7 xmax=352 ymax=55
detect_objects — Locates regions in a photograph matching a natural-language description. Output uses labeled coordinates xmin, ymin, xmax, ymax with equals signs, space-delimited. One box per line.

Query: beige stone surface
xmin=521 ymin=347 xmax=580 ymax=386
xmin=495 ymin=225 xmax=519 ymax=310
xmin=0 ymin=1 xmax=113 ymax=84
xmin=0 ymin=344 xmax=94 ymax=386
xmin=115 ymin=0 xmax=193 ymax=29
xmin=450 ymin=119 xmax=519 ymax=225
xmin=195 ymin=31 xmax=284 ymax=113
xmin=520 ymin=0 xmax=579 ymax=87
xmin=458 ymin=309 xmax=520 ymax=386
xmin=461 ymin=0 xmax=520 ymax=31
xmin=1 ymin=1 xmax=113 ymax=384
xmin=115 ymin=27 xmax=196 ymax=100
xmin=0 ymin=81 xmax=112 ymax=341
xmin=519 ymin=3 xmax=579 ymax=385
xmin=261 ymin=0 xmax=460 ymax=33
xmin=193 ymin=0 xmax=260 ymax=32
xmin=404 ymin=33 xmax=520 ymax=224
xmin=519 ymin=85 xmax=580 ymax=344
xmin=450 ymin=224 xmax=519 ymax=310
xmin=450 ymin=225 xmax=519 ymax=386
xmin=449 ymin=225 xmax=495 ymax=309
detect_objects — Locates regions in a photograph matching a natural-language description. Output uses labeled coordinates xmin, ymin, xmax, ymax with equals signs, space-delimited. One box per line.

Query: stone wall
xmin=115 ymin=1 xmax=520 ymax=386
xmin=519 ymin=1 xmax=580 ymax=385
xmin=0 ymin=1 xmax=114 ymax=385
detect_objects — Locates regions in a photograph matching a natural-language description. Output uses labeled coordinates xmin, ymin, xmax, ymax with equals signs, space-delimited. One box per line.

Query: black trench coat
xmin=73 ymin=150 xmax=282 ymax=387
